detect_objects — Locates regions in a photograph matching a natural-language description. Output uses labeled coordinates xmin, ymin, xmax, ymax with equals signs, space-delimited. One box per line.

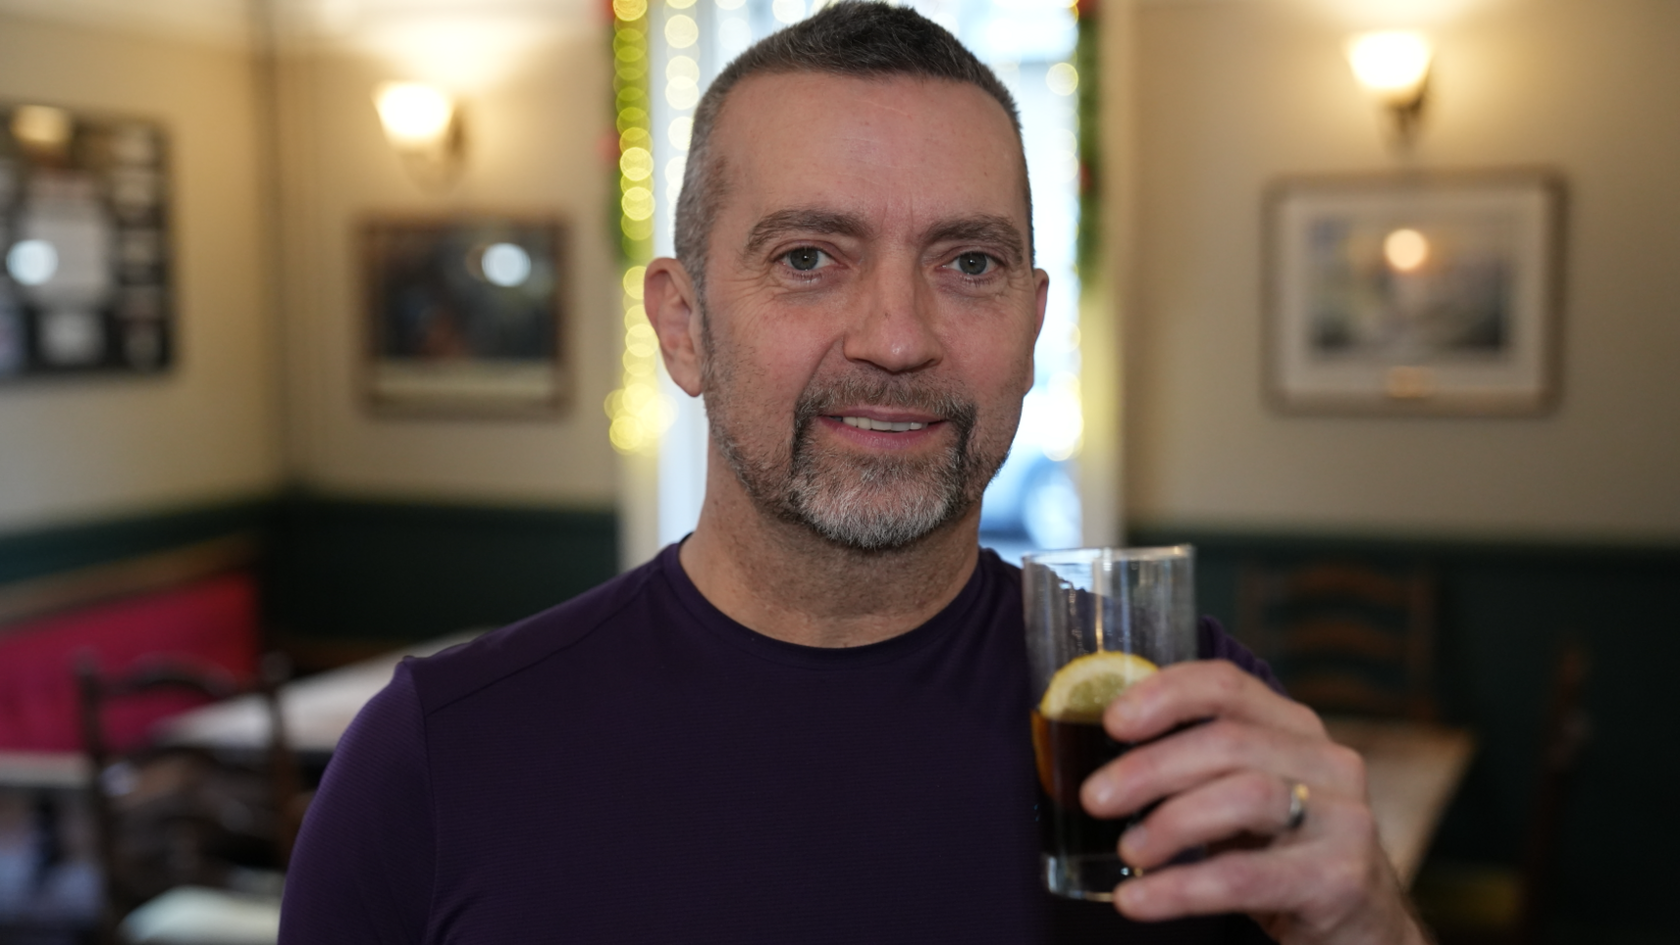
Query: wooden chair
xmin=1413 ymin=639 xmax=1592 ymax=945
xmin=1237 ymin=560 xmax=1439 ymax=721
xmin=75 ymin=653 xmax=301 ymax=945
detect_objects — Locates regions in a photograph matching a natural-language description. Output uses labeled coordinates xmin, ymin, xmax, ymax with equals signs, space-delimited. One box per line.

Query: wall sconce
xmin=1346 ymin=30 xmax=1433 ymax=148
xmin=10 ymin=105 xmax=73 ymax=162
xmin=373 ymin=82 xmax=465 ymax=190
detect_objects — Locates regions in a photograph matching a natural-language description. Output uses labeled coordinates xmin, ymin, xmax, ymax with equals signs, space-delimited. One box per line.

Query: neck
xmin=678 ymin=458 xmax=982 ymax=649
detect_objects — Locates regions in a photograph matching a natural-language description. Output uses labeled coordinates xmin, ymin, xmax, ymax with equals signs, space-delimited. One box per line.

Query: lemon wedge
xmin=1038 ymin=651 xmax=1159 ymax=723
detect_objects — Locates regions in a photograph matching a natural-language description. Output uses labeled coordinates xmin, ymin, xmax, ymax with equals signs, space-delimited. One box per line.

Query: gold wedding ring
xmin=1285 ymin=781 xmax=1310 ymax=832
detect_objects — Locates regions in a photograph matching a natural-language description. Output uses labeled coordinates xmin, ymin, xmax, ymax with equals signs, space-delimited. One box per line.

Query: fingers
xmin=1077 ymin=661 xmax=1429 ymax=943
xmin=1117 ymin=771 xmax=1304 ymax=870
xmin=1114 ymin=791 xmax=1383 ymax=927
xmin=1082 ymin=718 xmax=1367 ymax=822
xmin=1118 ymin=844 xmax=1309 ymax=923
xmin=1104 ymin=660 xmax=1326 ymax=746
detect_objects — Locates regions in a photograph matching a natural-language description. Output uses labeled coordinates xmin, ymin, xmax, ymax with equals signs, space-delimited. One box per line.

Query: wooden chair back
xmin=74 ymin=652 xmax=301 ymax=943
xmin=1412 ymin=638 xmax=1591 ymax=945
xmin=1514 ymin=638 xmax=1591 ymax=944
xmin=1238 ymin=560 xmax=1438 ymax=721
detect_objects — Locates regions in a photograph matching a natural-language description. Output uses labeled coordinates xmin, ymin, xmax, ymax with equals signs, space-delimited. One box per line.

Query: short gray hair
xmin=673 ymin=1 xmax=1030 ymax=299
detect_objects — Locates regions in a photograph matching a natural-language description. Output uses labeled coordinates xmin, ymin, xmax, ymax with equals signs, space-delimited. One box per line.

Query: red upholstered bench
xmin=0 ymin=572 xmax=260 ymax=753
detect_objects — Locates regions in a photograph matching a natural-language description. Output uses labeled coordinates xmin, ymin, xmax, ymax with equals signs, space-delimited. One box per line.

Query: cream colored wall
xmin=0 ymin=14 xmax=282 ymax=533
xmin=1124 ymin=0 xmax=1680 ymax=541
xmin=272 ymin=28 xmax=619 ymax=509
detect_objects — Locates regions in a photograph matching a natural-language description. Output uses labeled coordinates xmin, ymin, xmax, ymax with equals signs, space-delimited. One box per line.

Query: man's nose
xmin=841 ymin=260 xmax=943 ymax=374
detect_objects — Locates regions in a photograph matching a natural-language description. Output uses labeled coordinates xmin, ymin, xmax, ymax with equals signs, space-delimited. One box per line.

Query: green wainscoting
xmin=0 ymin=500 xmax=269 ymax=586
xmin=262 ymin=493 xmax=620 ymax=646
xmin=0 ymin=494 xmax=621 ymax=656
xmin=1130 ymin=524 xmax=1680 ymax=937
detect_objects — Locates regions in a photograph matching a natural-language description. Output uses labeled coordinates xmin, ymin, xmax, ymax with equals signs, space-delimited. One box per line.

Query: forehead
xmin=705 ymin=72 xmax=1029 ymax=241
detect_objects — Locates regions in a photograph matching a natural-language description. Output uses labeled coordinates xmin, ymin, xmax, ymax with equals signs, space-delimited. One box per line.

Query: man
xmin=280 ymin=5 xmax=1429 ymax=944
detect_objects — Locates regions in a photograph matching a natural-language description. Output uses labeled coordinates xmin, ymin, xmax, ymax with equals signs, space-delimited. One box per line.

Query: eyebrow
xmin=740 ymin=208 xmax=1029 ymax=267
xmin=743 ymin=208 xmax=873 ymax=258
xmin=920 ymin=215 xmax=1027 ymax=267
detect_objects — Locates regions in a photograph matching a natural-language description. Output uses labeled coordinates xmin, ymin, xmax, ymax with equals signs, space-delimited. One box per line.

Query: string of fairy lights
xmin=604 ymin=0 xmax=852 ymax=457
xmin=606 ymin=0 xmax=668 ymax=454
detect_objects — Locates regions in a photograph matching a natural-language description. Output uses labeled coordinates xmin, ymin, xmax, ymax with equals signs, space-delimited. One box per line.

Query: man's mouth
xmin=835 ymin=416 xmax=932 ymax=433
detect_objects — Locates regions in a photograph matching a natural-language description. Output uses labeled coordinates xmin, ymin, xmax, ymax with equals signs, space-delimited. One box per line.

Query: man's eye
xmin=951 ymin=252 xmax=994 ymax=276
xmin=783 ymin=247 xmax=828 ymax=272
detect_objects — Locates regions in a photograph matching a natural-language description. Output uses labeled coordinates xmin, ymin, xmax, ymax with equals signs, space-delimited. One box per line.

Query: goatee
xmin=705 ymin=353 xmax=1005 ymax=552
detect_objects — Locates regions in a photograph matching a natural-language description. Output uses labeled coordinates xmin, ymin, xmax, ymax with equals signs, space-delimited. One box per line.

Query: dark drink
xmin=1023 ymin=546 xmax=1197 ymax=899
xmin=1031 ymin=709 xmax=1142 ymax=897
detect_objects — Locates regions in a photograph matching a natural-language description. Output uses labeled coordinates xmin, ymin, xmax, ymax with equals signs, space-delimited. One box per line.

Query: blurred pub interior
xmin=0 ymin=0 xmax=1675 ymax=942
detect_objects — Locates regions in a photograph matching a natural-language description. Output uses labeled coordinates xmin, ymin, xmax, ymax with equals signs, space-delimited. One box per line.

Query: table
xmin=159 ymin=636 xmax=1474 ymax=887
xmin=0 ymin=752 xmax=94 ymax=926
xmin=1323 ymin=716 xmax=1476 ymax=886
xmin=156 ymin=631 xmax=481 ymax=756
xmin=0 ymin=751 xmax=88 ymax=791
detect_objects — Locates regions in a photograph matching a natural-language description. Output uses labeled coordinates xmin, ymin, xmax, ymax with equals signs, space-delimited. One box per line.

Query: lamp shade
xmin=374 ymin=82 xmax=455 ymax=150
xmin=1347 ymin=30 xmax=1433 ymax=104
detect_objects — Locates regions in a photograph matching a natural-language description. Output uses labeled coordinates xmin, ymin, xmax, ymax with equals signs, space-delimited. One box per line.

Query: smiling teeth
xmin=841 ymin=416 xmax=928 ymax=432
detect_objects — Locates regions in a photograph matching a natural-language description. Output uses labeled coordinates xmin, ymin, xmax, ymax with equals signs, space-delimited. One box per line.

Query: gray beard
xmin=701 ymin=316 xmax=1001 ymax=552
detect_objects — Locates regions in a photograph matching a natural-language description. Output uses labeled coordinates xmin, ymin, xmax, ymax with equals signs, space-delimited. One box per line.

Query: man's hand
xmin=1079 ymin=660 xmax=1431 ymax=945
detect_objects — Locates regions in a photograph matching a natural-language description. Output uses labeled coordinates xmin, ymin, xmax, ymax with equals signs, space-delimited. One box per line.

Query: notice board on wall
xmin=0 ymin=102 xmax=174 ymax=380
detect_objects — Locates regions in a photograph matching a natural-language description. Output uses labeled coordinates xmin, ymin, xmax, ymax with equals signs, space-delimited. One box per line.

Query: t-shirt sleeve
xmin=1197 ymin=616 xmax=1286 ymax=696
xmin=279 ymin=660 xmax=435 ymax=945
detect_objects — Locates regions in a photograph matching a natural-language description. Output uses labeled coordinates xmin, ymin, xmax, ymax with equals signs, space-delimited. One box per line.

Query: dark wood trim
xmin=0 ymin=533 xmax=257 ymax=632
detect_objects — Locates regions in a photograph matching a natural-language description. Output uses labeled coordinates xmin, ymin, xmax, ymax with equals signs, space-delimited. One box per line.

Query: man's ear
xmin=645 ymin=257 xmax=704 ymax=396
xmin=1026 ymin=267 xmax=1051 ymax=396
xmin=1032 ymin=267 xmax=1050 ymax=339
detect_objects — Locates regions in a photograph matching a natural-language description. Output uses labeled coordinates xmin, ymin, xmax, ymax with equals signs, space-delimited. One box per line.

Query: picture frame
xmin=360 ymin=214 xmax=568 ymax=417
xmin=1263 ymin=170 xmax=1565 ymax=416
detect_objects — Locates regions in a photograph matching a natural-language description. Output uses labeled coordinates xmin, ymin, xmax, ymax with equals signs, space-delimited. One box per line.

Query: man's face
xmin=692 ymin=72 xmax=1047 ymax=551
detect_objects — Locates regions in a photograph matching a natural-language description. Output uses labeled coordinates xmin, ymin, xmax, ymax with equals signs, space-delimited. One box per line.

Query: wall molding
xmin=0 ymin=533 xmax=256 ymax=631
xmin=0 ymin=500 xmax=271 ymax=588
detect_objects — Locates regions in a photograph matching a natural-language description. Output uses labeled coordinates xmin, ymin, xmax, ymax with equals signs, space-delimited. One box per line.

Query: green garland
xmin=1074 ymin=0 xmax=1101 ymax=287
xmin=606 ymin=0 xmax=666 ymax=454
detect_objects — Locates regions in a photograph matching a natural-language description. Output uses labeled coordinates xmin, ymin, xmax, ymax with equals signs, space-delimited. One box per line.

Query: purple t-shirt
xmin=280 ymin=544 xmax=1278 ymax=945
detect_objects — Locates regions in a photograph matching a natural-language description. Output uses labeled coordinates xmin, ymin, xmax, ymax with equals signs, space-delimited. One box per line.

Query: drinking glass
xmin=1023 ymin=545 xmax=1197 ymax=901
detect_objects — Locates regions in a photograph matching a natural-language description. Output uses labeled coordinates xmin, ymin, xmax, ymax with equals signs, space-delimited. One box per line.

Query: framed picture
xmin=0 ymin=102 xmax=174 ymax=380
xmin=360 ymin=215 xmax=568 ymax=416
xmin=1264 ymin=170 xmax=1565 ymax=415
